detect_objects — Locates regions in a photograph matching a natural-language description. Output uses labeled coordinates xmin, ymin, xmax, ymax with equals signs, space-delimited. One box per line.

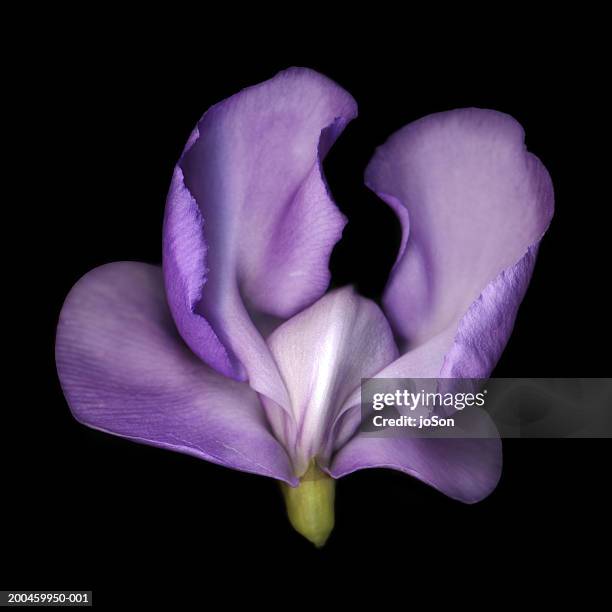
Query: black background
xmin=5 ymin=16 xmax=611 ymax=606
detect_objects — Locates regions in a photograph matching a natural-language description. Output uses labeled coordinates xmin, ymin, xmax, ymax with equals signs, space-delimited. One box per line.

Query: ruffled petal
xmin=261 ymin=287 xmax=398 ymax=475
xmin=56 ymin=262 xmax=296 ymax=484
xmin=331 ymin=109 xmax=552 ymax=502
xmin=163 ymin=67 xmax=357 ymax=412
xmin=367 ymin=108 xmax=553 ymax=377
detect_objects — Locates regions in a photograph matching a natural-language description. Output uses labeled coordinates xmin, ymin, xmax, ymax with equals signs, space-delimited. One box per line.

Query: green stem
xmin=281 ymin=461 xmax=335 ymax=548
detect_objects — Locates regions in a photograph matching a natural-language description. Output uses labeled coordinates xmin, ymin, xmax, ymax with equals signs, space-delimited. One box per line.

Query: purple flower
xmin=56 ymin=68 xmax=554 ymax=546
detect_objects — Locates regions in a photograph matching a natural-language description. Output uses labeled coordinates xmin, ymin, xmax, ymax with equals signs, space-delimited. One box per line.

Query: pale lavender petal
xmin=440 ymin=244 xmax=541 ymax=377
xmin=367 ymin=108 xmax=554 ymax=378
xmin=56 ymin=262 xmax=296 ymax=484
xmin=330 ymin=433 xmax=501 ymax=503
xmin=261 ymin=287 xmax=398 ymax=475
xmin=163 ymin=68 xmax=357 ymax=411
xmin=332 ymin=109 xmax=553 ymax=501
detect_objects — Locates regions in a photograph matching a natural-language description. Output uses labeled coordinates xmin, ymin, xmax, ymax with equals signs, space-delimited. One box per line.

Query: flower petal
xmin=163 ymin=67 xmax=357 ymax=412
xmin=56 ymin=262 xmax=297 ymax=484
xmin=331 ymin=110 xmax=552 ymax=501
xmin=261 ymin=287 xmax=398 ymax=475
xmin=367 ymin=108 xmax=554 ymax=377
xmin=330 ymin=433 xmax=502 ymax=503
